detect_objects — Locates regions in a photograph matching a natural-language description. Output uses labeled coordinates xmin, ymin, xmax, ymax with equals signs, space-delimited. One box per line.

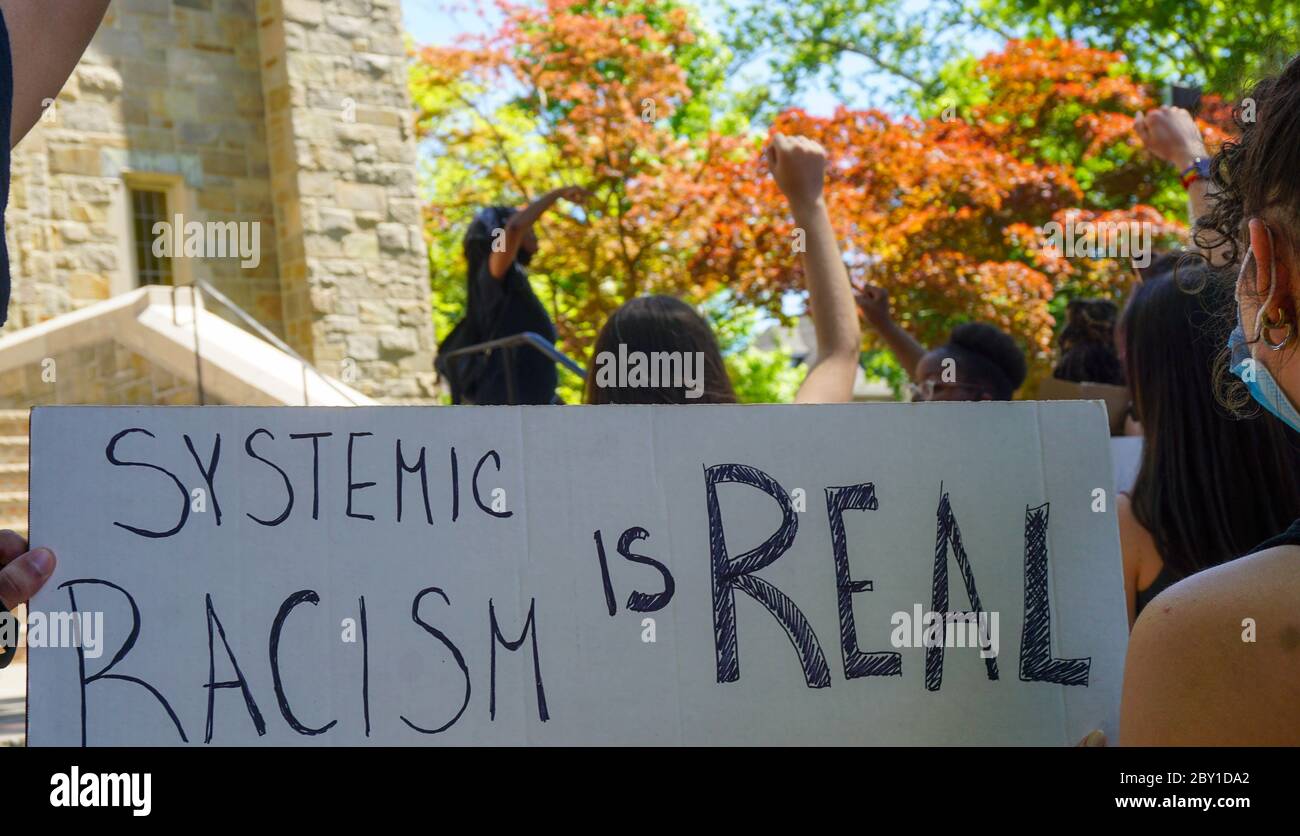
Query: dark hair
xmin=584 ymin=295 xmax=737 ymax=404
xmin=941 ymin=322 xmax=1027 ymax=400
xmin=1122 ymin=268 xmax=1300 ymax=579
xmin=1053 ymin=299 xmax=1124 ymax=385
xmin=1196 ymin=56 xmax=1300 ymax=410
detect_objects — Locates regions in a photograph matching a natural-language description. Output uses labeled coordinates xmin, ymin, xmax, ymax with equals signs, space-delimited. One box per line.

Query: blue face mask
xmin=1229 ymin=323 xmax=1300 ymax=432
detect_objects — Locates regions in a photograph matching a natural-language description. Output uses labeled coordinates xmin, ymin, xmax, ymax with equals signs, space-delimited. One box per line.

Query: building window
xmin=130 ymin=187 xmax=173 ymax=286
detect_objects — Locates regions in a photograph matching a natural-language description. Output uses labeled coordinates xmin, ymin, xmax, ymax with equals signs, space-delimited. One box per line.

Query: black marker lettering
xmin=473 ymin=450 xmax=512 ymax=518
xmin=245 ymin=429 xmax=293 ymax=526
xmin=705 ymin=463 xmax=830 ymax=688
xmin=269 ymin=590 xmax=337 ymax=736
xmin=617 ymin=527 xmax=674 ymax=613
xmin=825 ymin=483 xmax=901 ymax=679
xmin=1019 ymin=503 xmax=1090 ymax=686
xmin=61 ymin=579 xmax=188 ymax=745
xmin=401 ymin=587 xmax=471 ymax=735
xmin=184 ymin=433 xmax=222 ymax=526
xmin=204 ymin=593 xmax=266 ymax=742
xmin=396 ymin=440 xmax=434 ymax=524
xmin=289 ymin=432 xmax=332 ymax=520
xmin=347 ymin=432 xmax=376 ymax=521
xmin=489 ymin=598 xmax=548 ymax=721
xmin=105 ymin=428 xmax=189 ymax=538
xmin=927 ymin=487 xmax=999 ymax=691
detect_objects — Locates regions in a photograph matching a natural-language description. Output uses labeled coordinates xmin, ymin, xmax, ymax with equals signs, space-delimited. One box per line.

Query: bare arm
xmin=1 ymin=0 xmax=112 ymax=149
xmin=487 ymin=186 xmax=587 ymax=280
xmin=765 ymin=135 xmax=861 ymax=404
xmin=1133 ymin=107 xmax=1225 ymax=265
xmin=856 ymin=285 xmax=927 ymax=382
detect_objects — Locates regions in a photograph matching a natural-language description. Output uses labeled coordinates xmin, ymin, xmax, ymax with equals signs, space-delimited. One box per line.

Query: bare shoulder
xmin=1120 ymin=545 xmax=1300 ymax=745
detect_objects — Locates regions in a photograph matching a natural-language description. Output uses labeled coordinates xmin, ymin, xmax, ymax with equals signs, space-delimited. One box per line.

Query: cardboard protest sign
xmin=26 ymin=403 xmax=1127 ymax=746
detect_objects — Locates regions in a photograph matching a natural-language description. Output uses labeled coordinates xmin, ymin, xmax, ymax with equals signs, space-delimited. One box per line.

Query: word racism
xmin=592 ymin=345 xmax=705 ymax=399
xmin=51 ymin=426 xmax=1093 ymax=744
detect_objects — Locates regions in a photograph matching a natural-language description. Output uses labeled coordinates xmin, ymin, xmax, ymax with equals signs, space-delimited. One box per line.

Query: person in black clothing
xmin=450 ymin=187 xmax=587 ymax=405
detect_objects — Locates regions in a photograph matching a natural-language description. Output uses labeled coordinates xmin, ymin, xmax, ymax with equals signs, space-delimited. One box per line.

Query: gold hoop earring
xmin=1262 ymin=308 xmax=1296 ymax=350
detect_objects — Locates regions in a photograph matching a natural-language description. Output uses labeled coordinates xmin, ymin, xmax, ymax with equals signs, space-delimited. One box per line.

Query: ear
xmin=1247 ymin=218 xmax=1293 ymax=310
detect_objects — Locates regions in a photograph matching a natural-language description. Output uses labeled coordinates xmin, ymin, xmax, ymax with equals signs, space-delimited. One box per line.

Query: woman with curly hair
xmin=1120 ymin=55 xmax=1300 ymax=745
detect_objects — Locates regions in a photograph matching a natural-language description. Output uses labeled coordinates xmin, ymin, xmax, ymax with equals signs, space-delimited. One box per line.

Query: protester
xmin=1115 ymin=265 xmax=1300 ymax=627
xmin=439 ymin=187 xmax=587 ymax=405
xmin=857 ymin=285 xmax=1027 ymax=401
xmin=584 ymin=133 xmax=861 ymax=405
xmin=1133 ymin=104 xmax=1228 ymax=264
xmin=1121 ymin=56 xmax=1300 ymax=744
xmin=1052 ymin=299 xmax=1124 ymax=386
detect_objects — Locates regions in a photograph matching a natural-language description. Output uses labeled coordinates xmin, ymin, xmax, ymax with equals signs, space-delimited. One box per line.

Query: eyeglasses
xmin=907 ymin=380 xmax=987 ymax=402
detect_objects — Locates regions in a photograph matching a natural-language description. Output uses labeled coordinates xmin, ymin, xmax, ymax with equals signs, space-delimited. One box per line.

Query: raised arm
xmin=2 ymin=0 xmax=112 ymax=148
xmin=856 ymin=285 xmax=927 ymax=382
xmin=487 ymin=186 xmax=588 ymax=280
xmin=1133 ymin=107 xmax=1225 ymax=264
xmin=765 ymin=134 xmax=861 ymax=404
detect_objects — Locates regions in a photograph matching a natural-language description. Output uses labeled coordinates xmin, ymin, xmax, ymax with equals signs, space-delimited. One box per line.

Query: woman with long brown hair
xmin=1121 ymin=53 xmax=1300 ymax=744
xmin=584 ymin=134 xmax=861 ymax=406
xmin=1116 ymin=264 xmax=1300 ymax=627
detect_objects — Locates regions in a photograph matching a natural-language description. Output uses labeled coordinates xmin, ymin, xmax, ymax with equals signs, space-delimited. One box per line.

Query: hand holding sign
xmin=0 ymin=531 xmax=57 ymax=670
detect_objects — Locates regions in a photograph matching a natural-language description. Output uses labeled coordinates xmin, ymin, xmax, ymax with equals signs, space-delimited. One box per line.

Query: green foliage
xmin=984 ymin=0 xmax=1300 ymax=95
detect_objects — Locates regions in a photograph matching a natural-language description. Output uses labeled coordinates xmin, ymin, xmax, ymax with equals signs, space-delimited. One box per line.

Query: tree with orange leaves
xmin=696 ymin=39 xmax=1228 ymax=383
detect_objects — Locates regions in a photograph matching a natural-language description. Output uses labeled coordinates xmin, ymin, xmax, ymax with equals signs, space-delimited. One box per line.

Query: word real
xmin=591 ymin=345 xmax=705 ymax=399
xmin=0 ymin=609 xmax=103 ymax=658
xmin=152 ymin=214 xmax=261 ymax=268
xmin=1041 ymin=219 xmax=1152 ymax=268
xmin=50 ymin=767 xmax=151 ymax=817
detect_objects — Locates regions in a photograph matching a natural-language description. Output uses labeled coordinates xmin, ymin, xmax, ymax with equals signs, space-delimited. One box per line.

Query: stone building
xmin=0 ymin=0 xmax=438 ymax=533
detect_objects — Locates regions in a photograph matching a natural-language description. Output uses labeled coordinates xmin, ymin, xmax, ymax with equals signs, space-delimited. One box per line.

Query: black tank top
xmin=1136 ymin=518 xmax=1300 ymax=619
xmin=1134 ymin=564 xmax=1179 ymax=619
xmin=1246 ymin=517 xmax=1300 ymax=554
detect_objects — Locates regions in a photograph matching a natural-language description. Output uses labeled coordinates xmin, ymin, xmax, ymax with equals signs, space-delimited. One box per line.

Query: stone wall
xmin=2 ymin=0 xmax=436 ymax=403
xmin=256 ymin=0 xmax=436 ymax=401
xmin=0 ymin=340 xmax=207 ymax=408
xmin=4 ymin=0 xmax=284 ymax=334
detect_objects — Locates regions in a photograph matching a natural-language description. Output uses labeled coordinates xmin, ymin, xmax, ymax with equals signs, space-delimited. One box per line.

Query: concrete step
xmin=0 ymin=464 xmax=27 ymax=492
xmin=0 ymin=493 xmax=26 ymax=522
xmin=0 ymin=438 xmax=28 ymax=465
xmin=0 ymin=411 xmax=28 ymax=438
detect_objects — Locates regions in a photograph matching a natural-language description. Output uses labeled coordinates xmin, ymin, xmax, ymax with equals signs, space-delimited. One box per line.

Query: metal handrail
xmin=437 ymin=331 xmax=585 ymax=377
xmin=436 ymin=330 xmax=586 ymax=405
xmin=170 ymin=279 xmax=361 ymax=406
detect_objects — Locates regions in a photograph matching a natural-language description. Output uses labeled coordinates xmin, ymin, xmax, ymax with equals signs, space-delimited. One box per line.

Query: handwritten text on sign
xmin=28 ymin=404 xmax=1127 ymax=745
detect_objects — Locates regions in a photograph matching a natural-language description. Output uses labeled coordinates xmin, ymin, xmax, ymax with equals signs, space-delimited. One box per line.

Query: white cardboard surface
xmin=27 ymin=402 xmax=1128 ymax=745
